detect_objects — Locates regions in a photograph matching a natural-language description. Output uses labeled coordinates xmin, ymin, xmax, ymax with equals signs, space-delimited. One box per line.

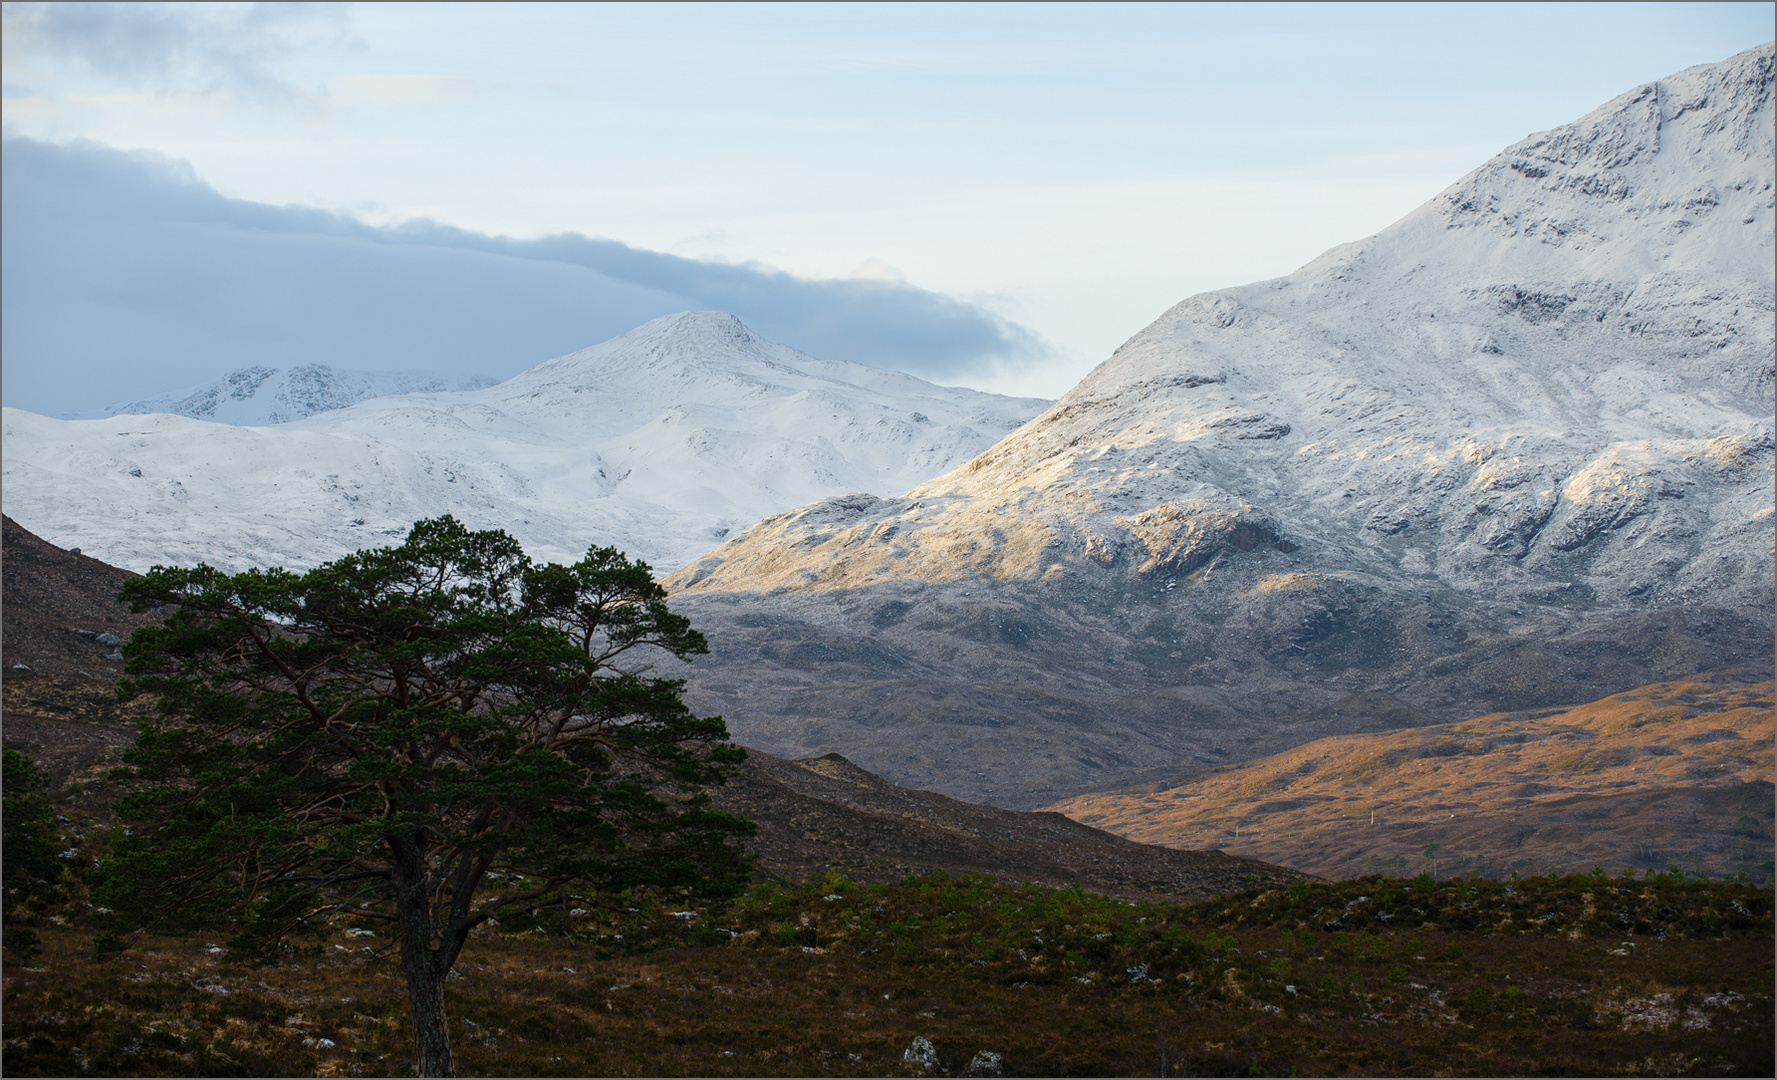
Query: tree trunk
xmin=404 ymin=964 xmax=456 ymax=1078
xmin=391 ymin=836 xmax=457 ymax=1077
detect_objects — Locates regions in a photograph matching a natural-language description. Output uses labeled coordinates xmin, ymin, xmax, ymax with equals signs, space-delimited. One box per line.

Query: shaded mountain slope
xmin=1 ymin=514 xmax=157 ymax=677
xmin=716 ymin=749 xmax=1300 ymax=901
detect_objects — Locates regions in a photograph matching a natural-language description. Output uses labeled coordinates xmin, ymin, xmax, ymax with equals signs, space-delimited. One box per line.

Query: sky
xmin=2 ymin=1 xmax=1772 ymax=417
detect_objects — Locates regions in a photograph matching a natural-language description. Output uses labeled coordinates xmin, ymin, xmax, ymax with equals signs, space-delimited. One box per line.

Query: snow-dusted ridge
xmin=673 ymin=44 xmax=1776 ymax=614
xmin=644 ymin=45 xmax=1775 ymax=807
xmin=100 ymin=366 xmax=498 ymax=426
xmin=1 ymin=312 xmax=1050 ymax=574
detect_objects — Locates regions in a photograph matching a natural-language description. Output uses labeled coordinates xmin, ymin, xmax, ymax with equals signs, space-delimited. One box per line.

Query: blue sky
xmin=2 ymin=2 xmax=1772 ymax=415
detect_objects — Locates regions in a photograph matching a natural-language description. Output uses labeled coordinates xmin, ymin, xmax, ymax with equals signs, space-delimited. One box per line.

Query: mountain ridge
xmin=1 ymin=311 xmax=1049 ymax=574
xmin=654 ymin=45 xmax=1775 ymax=807
xmin=99 ymin=366 xmax=498 ymax=426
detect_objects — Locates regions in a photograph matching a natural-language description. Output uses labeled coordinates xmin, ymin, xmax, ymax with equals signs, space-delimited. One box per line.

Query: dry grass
xmin=1049 ymin=676 xmax=1775 ymax=881
xmin=3 ymin=871 xmax=1771 ymax=1077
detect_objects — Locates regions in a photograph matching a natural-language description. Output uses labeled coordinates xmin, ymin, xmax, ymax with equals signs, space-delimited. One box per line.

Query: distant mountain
xmin=102 ymin=366 xmax=497 ymax=426
xmin=656 ymin=45 xmax=1776 ymax=807
xmin=1 ymin=312 xmax=1050 ymax=574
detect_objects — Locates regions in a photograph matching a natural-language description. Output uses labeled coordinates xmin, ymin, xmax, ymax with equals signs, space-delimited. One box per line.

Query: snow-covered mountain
xmin=1 ymin=312 xmax=1050 ymax=573
xmin=680 ymin=44 xmax=1775 ymax=609
xmin=655 ymin=45 xmax=1776 ymax=807
xmin=102 ymin=366 xmax=498 ymax=426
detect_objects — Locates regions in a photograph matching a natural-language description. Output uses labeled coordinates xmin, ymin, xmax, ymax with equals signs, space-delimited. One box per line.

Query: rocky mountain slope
xmin=1 ymin=312 xmax=1048 ymax=573
xmin=0 ymin=515 xmax=1294 ymax=901
xmin=659 ymin=45 xmax=1776 ymax=807
xmin=100 ymin=366 xmax=495 ymax=426
xmin=1 ymin=514 xmax=155 ymax=678
xmin=1048 ymin=672 xmax=1774 ymax=882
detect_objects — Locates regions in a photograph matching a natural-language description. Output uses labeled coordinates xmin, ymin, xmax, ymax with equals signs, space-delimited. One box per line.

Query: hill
xmin=717 ymin=749 xmax=1296 ymax=902
xmin=1047 ymin=673 xmax=1775 ymax=882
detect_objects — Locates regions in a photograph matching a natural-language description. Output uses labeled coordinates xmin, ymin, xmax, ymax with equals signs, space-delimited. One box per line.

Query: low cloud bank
xmin=1 ymin=137 xmax=1042 ymax=417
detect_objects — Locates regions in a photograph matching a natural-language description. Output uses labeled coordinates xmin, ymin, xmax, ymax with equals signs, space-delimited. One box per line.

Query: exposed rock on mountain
xmin=662 ymin=46 xmax=1776 ymax=807
xmin=1 ymin=312 xmax=1048 ymax=573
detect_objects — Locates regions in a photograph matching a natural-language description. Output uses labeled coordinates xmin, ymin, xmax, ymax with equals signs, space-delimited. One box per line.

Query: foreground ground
xmin=3 ymin=871 xmax=1770 ymax=1077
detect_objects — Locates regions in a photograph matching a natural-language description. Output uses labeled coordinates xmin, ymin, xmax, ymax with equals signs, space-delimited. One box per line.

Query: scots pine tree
xmin=2 ymin=749 xmax=66 ymax=959
xmin=95 ymin=517 xmax=752 ymax=1077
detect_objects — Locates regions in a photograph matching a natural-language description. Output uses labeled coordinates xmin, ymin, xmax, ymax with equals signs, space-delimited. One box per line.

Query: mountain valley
xmin=0 ymin=514 xmax=1295 ymax=903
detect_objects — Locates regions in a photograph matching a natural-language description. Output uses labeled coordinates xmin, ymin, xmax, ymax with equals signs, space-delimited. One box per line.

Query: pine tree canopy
xmin=95 ymin=516 xmax=752 ymax=1075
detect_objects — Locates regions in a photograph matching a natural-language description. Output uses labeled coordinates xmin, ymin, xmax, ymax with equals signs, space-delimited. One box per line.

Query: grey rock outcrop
xmin=903 ymin=1036 xmax=940 ymax=1072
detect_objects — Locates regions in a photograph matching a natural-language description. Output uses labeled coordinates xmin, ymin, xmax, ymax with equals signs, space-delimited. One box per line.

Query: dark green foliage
xmin=1193 ymin=870 xmax=1775 ymax=939
xmin=92 ymin=516 xmax=752 ymax=1075
xmin=2 ymin=749 xmax=66 ymax=958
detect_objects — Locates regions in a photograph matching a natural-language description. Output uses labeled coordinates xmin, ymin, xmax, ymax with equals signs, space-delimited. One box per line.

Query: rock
xmin=94 ymin=632 xmax=122 ymax=645
xmin=902 ymin=1036 xmax=939 ymax=1072
xmin=966 ymin=1049 xmax=1005 ymax=1076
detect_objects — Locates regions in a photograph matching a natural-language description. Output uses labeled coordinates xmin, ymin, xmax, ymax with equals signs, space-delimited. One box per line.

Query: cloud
xmin=1 ymin=1 xmax=348 ymax=99
xmin=0 ymin=136 xmax=1045 ymax=417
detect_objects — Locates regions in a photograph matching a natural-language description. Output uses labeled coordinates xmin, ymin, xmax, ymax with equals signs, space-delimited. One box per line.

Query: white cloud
xmin=1 ymin=1 xmax=352 ymax=100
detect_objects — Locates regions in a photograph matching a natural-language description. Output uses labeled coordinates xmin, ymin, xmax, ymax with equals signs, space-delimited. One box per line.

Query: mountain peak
xmin=1418 ymin=40 xmax=1774 ymax=267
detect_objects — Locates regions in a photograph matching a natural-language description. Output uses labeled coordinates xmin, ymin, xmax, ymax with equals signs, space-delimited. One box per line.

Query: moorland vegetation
xmin=2 ymin=867 xmax=1771 ymax=1076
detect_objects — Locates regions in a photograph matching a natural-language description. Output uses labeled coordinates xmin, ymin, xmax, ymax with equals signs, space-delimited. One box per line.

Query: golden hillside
xmin=1048 ymin=674 xmax=1774 ymax=880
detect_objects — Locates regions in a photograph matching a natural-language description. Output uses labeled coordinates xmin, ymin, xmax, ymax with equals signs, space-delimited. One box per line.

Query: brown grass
xmin=3 ymin=872 xmax=1771 ymax=1077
